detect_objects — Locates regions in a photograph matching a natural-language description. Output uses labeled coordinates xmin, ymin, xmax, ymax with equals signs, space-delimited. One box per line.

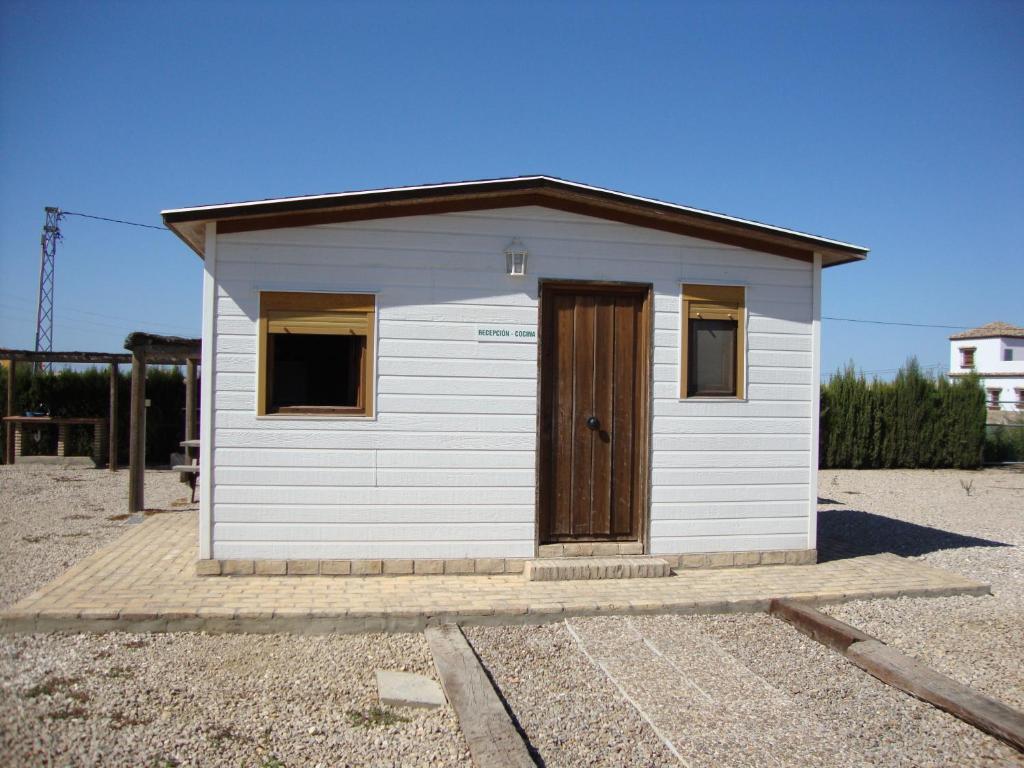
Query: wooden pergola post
xmin=108 ymin=362 xmax=119 ymax=471
xmin=121 ymin=334 xmax=202 ymax=514
xmin=128 ymin=352 xmax=146 ymax=513
xmin=185 ymin=358 xmax=198 ymax=461
xmin=4 ymin=358 xmax=14 ymax=465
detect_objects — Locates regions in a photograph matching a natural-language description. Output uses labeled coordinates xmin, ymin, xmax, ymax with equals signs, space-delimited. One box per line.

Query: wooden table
xmin=2 ymin=416 xmax=108 ymax=465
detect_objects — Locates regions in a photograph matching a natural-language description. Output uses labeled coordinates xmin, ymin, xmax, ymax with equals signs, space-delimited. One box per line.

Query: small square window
xmin=1004 ymin=348 xmax=1014 ymax=362
xmin=960 ymin=347 xmax=975 ymax=368
xmin=258 ymin=292 xmax=375 ymax=416
xmin=681 ymin=284 xmax=745 ymax=398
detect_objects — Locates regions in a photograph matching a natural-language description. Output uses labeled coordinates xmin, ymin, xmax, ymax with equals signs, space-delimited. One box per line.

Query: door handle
xmin=586 ymin=416 xmax=600 ymax=431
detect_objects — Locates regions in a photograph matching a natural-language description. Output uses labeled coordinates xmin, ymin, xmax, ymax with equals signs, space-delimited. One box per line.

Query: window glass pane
xmin=689 ymin=319 xmax=737 ymax=396
xmin=269 ymin=333 xmax=362 ymax=409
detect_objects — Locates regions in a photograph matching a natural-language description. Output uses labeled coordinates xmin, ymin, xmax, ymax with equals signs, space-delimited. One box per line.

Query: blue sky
xmin=1 ymin=1 xmax=1021 ymax=379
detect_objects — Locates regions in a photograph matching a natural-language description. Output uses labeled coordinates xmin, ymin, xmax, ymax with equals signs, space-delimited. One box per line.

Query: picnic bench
xmin=172 ymin=439 xmax=200 ymax=502
xmin=2 ymin=416 xmax=107 ymax=466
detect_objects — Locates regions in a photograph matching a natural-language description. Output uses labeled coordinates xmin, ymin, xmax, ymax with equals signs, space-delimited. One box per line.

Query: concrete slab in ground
xmin=0 ymin=512 xmax=991 ymax=635
xmin=376 ymin=669 xmax=446 ymax=709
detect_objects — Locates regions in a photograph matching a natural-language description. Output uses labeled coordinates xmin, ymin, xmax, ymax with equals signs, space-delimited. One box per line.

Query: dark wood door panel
xmin=538 ymin=282 xmax=650 ymax=544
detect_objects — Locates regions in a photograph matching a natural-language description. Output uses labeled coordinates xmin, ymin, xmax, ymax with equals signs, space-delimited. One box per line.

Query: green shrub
xmin=984 ymin=419 xmax=1024 ymax=463
xmin=820 ymin=359 xmax=986 ymax=469
xmin=0 ymin=363 xmax=188 ymax=466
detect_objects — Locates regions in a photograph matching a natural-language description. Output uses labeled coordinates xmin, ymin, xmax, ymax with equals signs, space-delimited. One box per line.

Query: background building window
xmin=1004 ymin=348 xmax=1014 ymax=362
xmin=258 ymin=292 xmax=375 ymax=416
xmin=960 ymin=347 xmax=975 ymax=368
xmin=987 ymin=388 xmax=1001 ymax=410
xmin=681 ymin=284 xmax=745 ymax=398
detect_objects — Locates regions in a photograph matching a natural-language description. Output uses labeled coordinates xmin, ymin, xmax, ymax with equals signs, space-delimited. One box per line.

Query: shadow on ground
xmin=817 ymin=508 xmax=1012 ymax=562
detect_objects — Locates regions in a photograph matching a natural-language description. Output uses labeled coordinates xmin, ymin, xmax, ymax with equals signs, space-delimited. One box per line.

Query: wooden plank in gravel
xmin=769 ymin=598 xmax=875 ymax=652
xmin=770 ymin=599 xmax=1024 ymax=754
xmin=847 ymin=639 xmax=1024 ymax=754
xmin=425 ymin=624 xmax=535 ymax=768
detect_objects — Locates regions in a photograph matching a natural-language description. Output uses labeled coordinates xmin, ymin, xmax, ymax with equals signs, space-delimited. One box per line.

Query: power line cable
xmin=61 ymin=210 xmax=169 ymax=231
xmin=822 ymin=316 xmax=968 ymax=330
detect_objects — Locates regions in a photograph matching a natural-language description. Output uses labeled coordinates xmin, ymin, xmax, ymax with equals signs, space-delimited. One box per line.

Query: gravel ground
xmin=2 ymin=464 xmax=1022 ymax=766
xmin=465 ymin=623 xmax=675 ymax=767
xmin=683 ymin=612 xmax=1023 ymax=767
xmin=0 ymin=465 xmax=194 ymax=610
xmin=1 ymin=631 xmax=468 ymax=767
xmin=817 ymin=467 xmax=1024 ymax=710
xmin=0 ymin=466 xmax=470 ymax=767
xmin=470 ymin=615 xmax=1023 ymax=768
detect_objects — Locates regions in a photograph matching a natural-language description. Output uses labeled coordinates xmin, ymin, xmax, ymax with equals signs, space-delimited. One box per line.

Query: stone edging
xmin=195 ymin=548 xmax=817 ymax=577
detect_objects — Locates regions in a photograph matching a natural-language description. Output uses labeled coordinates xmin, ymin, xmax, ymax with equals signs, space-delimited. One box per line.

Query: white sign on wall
xmin=475 ymin=326 xmax=537 ymax=343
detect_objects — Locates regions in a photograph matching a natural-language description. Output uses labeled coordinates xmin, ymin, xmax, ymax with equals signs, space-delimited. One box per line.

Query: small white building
xmin=949 ymin=322 xmax=1024 ymax=413
xmin=162 ymin=177 xmax=868 ymax=575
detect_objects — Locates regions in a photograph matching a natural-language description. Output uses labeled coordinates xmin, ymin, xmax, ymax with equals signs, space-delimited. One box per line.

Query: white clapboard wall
xmin=207 ymin=205 xmax=815 ymax=559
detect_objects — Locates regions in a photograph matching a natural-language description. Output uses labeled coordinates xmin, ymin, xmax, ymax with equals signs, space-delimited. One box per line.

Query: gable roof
xmin=161 ymin=175 xmax=869 ymax=267
xmin=949 ymin=321 xmax=1024 ymax=341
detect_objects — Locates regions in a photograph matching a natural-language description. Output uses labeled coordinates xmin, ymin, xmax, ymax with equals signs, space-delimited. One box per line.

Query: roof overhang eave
xmin=162 ymin=176 xmax=870 ymax=265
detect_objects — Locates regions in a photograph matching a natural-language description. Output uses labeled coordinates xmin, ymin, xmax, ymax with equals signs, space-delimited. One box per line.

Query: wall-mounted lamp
xmin=504 ymin=238 xmax=528 ymax=277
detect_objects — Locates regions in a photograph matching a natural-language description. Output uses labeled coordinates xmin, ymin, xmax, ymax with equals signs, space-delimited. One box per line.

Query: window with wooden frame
xmin=986 ymin=388 xmax=1001 ymax=410
xmin=257 ymin=292 xmax=375 ymax=416
xmin=960 ymin=347 xmax=975 ymax=368
xmin=681 ymin=284 xmax=746 ymax=398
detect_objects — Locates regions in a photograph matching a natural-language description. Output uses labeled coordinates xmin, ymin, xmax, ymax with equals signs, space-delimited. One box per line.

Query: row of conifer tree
xmin=819 ymin=360 xmax=988 ymax=469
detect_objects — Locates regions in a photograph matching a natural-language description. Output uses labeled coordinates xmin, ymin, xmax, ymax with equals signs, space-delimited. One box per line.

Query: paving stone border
xmin=195 ymin=548 xmax=817 ymax=577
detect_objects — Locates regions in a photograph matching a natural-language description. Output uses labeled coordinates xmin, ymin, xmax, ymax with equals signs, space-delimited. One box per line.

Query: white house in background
xmin=949 ymin=322 xmax=1024 ymax=413
xmin=161 ymin=176 xmax=868 ymax=575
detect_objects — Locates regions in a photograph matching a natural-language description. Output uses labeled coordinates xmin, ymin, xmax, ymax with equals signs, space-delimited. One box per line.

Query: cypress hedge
xmin=819 ymin=359 xmax=987 ymax=469
xmin=0 ymin=363 xmax=186 ymax=466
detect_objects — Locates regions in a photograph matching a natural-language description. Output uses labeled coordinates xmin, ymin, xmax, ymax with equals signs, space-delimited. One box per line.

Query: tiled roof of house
xmin=949 ymin=321 xmax=1024 ymax=340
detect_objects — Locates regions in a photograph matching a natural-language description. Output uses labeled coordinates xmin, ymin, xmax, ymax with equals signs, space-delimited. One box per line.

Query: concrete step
xmin=523 ymin=556 xmax=672 ymax=582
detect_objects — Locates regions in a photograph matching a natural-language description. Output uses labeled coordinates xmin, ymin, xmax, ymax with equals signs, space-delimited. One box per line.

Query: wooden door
xmin=538 ymin=282 xmax=651 ymax=544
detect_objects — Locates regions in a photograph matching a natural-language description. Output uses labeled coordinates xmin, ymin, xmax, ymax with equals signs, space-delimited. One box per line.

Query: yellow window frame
xmin=680 ymin=284 xmax=746 ymax=399
xmin=257 ymin=291 xmax=375 ymax=416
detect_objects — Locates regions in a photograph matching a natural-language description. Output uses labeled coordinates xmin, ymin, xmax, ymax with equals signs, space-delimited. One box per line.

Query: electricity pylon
xmin=34 ymin=207 xmax=62 ymax=372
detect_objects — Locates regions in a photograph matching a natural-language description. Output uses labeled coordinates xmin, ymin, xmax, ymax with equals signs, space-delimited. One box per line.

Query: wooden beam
xmin=0 ymin=348 xmax=130 ymax=364
xmin=425 ymin=624 xmax=535 ymax=768
xmin=108 ymin=363 xmax=119 ymax=471
xmin=184 ymin=359 xmax=197 ymax=461
xmin=4 ymin=359 xmax=14 ymax=465
xmin=770 ymin=599 xmax=1024 ymax=753
xmin=847 ymin=640 xmax=1024 ymax=753
xmin=769 ymin=598 xmax=873 ymax=653
xmin=128 ymin=353 xmax=146 ymax=513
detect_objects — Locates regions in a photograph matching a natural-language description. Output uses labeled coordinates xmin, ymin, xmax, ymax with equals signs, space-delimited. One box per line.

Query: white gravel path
xmin=465 ymin=623 xmax=675 ymax=767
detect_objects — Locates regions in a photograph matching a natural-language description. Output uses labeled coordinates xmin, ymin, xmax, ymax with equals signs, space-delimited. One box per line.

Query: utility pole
xmin=35 ymin=207 xmax=62 ymax=372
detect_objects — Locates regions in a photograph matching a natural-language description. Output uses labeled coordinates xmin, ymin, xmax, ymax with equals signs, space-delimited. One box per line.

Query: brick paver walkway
xmin=0 ymin=512 xmax=990 ymax=635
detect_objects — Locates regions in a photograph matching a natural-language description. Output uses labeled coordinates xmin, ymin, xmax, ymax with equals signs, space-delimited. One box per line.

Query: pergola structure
xmin=123 ymin=333 xmax=201 ymax=513
xmin=2 ymin=348 xmax=129 ymax=469
xmin=2 ymin=334 xmax=201 ymax=513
